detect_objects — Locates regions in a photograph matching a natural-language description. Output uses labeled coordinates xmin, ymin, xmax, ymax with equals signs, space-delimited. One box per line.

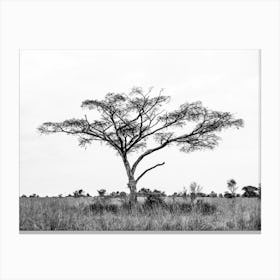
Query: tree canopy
xmin=38 ymin=87 xmax=243 ymax=156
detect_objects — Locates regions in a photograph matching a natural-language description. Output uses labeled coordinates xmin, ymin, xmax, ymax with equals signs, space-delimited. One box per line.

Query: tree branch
xmin=131 ymin=141 xmax=170 ymax=174
xmin=136 ymin=162 xmax=165 ymax=183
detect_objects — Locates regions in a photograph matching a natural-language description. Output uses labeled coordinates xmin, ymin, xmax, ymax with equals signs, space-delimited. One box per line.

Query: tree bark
xmin=121 ymin=155 xmax=138 ymax=206
xmin=127 ymin=178 xmax=137 ymax=206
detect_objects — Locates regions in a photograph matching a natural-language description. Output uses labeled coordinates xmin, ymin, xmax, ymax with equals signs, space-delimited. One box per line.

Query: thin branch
xmin=131 ymin=141 xmax=170 ymax=174
xmin=136 ymin=162 xmax=165 ymax=183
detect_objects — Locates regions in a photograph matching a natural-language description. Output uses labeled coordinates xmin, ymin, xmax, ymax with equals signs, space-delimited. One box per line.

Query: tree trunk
xmin=127 ymin=178 xmax=137 ymax=206
xmin=121 ymin=155 xmax=138 ymax=206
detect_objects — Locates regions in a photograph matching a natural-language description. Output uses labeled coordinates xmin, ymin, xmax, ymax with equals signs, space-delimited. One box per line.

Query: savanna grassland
xmin=19 ymin=196 xmax=261 ymax=231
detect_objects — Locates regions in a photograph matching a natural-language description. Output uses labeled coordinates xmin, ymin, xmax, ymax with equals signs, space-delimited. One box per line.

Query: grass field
xmin=19 ymin=196 xmax=261 ymax=231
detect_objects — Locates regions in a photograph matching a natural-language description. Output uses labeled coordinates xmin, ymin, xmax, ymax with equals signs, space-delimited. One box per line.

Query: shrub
xmin=138 ymin=187 xmax=152 ymax=195
xmin=144 ymin=194 xmax=166 ymax=208
xmin=224 ymin=192 xmax=233 ymax=198
xmin=209 ymin=191 xmax=217 ymax=198
xmin=88 ymin=201 xmax=119 ymax=214
xmin=73 ymin=189 xmax=85 ymax=197
xmin=196 ymin=192 xmax=206 ymax=197
xmin=195 ymin=200 xmax=217 ymax=215
xmin=171 ymin=202 xmax=192 ymax=213
xmin=119 ymin=191 xmax=127 ymax=198
xmin=241 ymin=186 xmax=259 ymax=198
xmin=97 ymin=189 xmax=106 ymax=197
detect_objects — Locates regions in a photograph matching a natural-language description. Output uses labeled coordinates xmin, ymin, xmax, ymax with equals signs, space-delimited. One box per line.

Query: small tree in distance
xmin=38 ymin=87 xmax=244 ymax=206
xmin=227 ymin=179 xmax=238 ymax=197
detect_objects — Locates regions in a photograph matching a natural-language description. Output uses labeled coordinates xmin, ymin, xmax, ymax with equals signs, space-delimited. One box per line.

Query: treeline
xmin=20 ymin=179 xmax=261 ymax=199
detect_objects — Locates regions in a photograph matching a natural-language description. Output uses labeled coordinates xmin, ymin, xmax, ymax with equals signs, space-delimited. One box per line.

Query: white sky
xmin=20 ymin=50 xmax=259 ymax=196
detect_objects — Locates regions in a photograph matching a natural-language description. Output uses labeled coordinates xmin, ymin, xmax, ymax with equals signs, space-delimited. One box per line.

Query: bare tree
xmin=38 ymin=87 xmax=243 ymax=206
xmin=227 ymin=179 xmax=238 ymax=197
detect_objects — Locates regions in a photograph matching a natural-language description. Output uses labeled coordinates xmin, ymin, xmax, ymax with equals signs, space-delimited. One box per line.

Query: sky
xmin=20 ymin=50 xmax=259 ymax=196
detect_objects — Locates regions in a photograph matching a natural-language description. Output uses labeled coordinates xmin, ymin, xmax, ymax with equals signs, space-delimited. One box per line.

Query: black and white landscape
xmin=20 ymin=50 xmax=260 ymax=231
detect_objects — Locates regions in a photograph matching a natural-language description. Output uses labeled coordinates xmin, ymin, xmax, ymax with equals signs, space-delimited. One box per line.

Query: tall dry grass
xmin=19 ymin=197 xmax=261 ymax=231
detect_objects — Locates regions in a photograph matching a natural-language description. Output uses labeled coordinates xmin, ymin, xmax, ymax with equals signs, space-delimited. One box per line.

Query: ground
xmin=19 ymin=196 xmax=261 ymax=231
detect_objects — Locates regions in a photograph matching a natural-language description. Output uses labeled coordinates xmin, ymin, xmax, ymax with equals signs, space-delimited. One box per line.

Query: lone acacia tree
xmin=38 ymin=87 xmax=244 ymax=205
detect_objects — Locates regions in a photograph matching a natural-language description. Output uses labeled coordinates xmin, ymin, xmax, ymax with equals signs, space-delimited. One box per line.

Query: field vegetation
xmin=20 ymin=192 xmax=261 ymax=231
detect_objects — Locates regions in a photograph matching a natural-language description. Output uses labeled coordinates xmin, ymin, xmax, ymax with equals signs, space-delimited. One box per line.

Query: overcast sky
xmin=20 ymin=50 xmax=259 ymax=196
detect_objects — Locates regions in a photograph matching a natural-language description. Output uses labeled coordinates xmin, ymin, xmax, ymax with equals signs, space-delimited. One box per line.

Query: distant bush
xmin=153 ymin=189 xmax=166 ymax=196
xmin=242 ymin=186 xmax=259 ymax=198
xmin=209 ymin=191 xmax=217 ymax=198
xmin=218 ymin=193 xmax=223 ymax=198
xmin=110 ymin=191 xmax=122 ymax=197
xmin=29 ymin=193 xmax=39 ymax=198
xmin=119 ymin=191 xmax=127 ymax=198
xmin=73 ymin=189 xmax=85 ymax=198
xmin=224 ymin=192 xmax=233 ymax=198
xmin=196 ymin=192 xmax=207 ymax=197
xmin=97 ymin=189 xmax=106 ymax=197
xmin=138 ymin=187 xmax=152 ymax=195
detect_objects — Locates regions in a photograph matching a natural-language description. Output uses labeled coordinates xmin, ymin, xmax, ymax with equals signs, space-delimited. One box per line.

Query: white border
xmin=1 ymin=1 xmax=280 ymax=279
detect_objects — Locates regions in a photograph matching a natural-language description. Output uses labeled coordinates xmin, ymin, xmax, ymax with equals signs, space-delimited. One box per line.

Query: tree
xmin=38 ymin=87 xmax=243 ymax=206
xmin=227 ymin=179 xmax=238 ymax=197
